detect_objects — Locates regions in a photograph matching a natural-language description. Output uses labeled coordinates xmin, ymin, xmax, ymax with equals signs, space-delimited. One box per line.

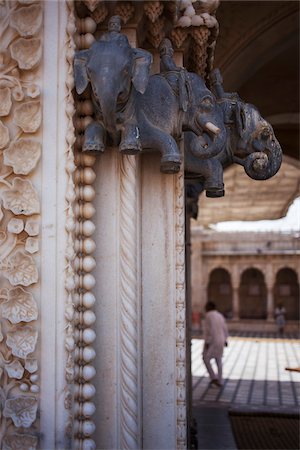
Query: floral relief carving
xmin=0 ymin=120 xmax=10 ymax=149
xmin=0 ymin=204 xmax=4 ymax=223
xmin=0 ymin=88 xmax=12 ymax=116
xmin=10 ymin=4 xmax=42 ymax=37
xmin=7 ymin=219 xmax=24 ymax=234
xmin=24 ymin=358 xmax=38 ymax=374
xmin=1 ymin=178 xmax=40 ymax=216
xmin=3 ymin=139 xmax=41 ymax=175
xmin=0 ymin=250 xmax=38 ymax=286
xmin=25 ymin=237 xmax=39 ymax=254
xmin=13 ymin=101 xmax=41 ymax=133
xmin=0 ymin=1 xmax=42 ymax=445
xmin=6 ymin=326 xmax=38 ymax=359
xmin=1 ymin=287 xmax=38 ymax=324
xmin=4 ymin=359 xmax=25 ymax=379
xmin=24 ymin=219 xmax=39 ymax=236
xmin=10 ymin=38 xmax=42 ymax=70
xmin=2 ymin=433 xmax=38 ymax=450
xmin=3 ymin=396 xmax=38 ymax=428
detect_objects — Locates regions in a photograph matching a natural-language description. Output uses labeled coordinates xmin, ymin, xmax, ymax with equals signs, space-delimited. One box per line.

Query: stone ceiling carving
xmin=75 ymin=0 xmax=220 ymax=80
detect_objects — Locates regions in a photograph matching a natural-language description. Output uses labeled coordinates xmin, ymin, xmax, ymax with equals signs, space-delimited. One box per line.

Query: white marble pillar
xmin=40 ymin=2 xmax=72 ymax=448
xmin=93 ymin=149 xmax=186 ymax=449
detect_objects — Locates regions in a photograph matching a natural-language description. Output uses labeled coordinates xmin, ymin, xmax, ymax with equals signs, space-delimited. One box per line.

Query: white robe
xmin=203 ymin=310 xmax=228 ymax=383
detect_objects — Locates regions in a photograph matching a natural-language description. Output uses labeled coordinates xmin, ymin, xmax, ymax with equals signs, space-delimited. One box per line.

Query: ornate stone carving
xmin=0 ymin=1 xmax=42 ymax=446
xmin=0 ymin=88 xmax=12 ymax=116
xmin=74 ymin=16 xmax=153 ymax=156
xmin=0 ymin=120 xmax=10 ymax=149
xmin=175 ymin=169 xmax=187 ymax=449
xmin=3 ymin=139 xmax=41 ymax=175
xmin=74 ymin=29 xmax=225 ymax=175
xmin=14 ymin=101 xmax=41 ymax=133
xmin=10 ymin=38 xmax=42 ymax=70
xmin=2 ymin=433 xmax=38 ymax=450
xmin=185 ymin=69 xmax=282 ymax=206
xmin=1 ymin=287 xmax=38 ymax=324
xmin=10 ymin=4 xmax=42 ymax=37
xmin=1 ymin=178 xmax=40 ymax=216
xmin=6 ymin=326 xmax=38 ymax=359
xmin=119 ymin=155 xmax=140 ymax=449
xmin=64 ymin=0 xmax=77 ymax=441
xmin=71 ymin=6 xmax=98 ymax=446
xmin=144 ymin=1 xmax=164 ymax=23
xmin=3 ymin=396 xmax=38 ymax=428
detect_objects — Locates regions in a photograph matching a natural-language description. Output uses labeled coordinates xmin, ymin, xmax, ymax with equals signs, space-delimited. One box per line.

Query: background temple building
xmin=191 ymin=230 xmax=300 ymax=331
xmin=0 ymin=1 xmax=298 ymax=449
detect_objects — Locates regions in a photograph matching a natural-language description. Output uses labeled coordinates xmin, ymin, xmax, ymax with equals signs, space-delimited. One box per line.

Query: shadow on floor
xmin=192 ymin=405 xmax=237 ymax=450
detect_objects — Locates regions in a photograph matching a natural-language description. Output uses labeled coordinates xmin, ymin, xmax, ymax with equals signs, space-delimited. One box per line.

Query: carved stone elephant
xmin=74 ymin=16 xmax=153 ymax=155
xmin=135 ymin=69 xmax=227 ymax=173
xmin=185 ymin=69 xmax=282 ymax=197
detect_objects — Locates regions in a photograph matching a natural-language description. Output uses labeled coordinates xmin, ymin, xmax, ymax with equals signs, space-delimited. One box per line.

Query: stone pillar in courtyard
xmin=232 ymin=266 xmax=240 ymax=320
xmin=266 ymin=264 xmax=275 ymax=322
xmin=0 ymin=1 xmax=283 ymax=449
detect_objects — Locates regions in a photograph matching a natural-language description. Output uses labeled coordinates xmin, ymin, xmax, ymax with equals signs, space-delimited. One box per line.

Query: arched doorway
xmin=274 ymin=268 xmax=299 ymax=320
xmin=239 ymin=268 xmax=267 ymax=319
xmin=208 ymin=268 xmax=232 ymax=318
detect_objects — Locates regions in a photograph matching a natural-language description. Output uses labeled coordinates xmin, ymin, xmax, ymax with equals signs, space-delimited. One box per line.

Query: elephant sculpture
xmin=185 ymin=69 xmax=282 ymax=200
xmin=74 ymin=16 xmax=153 ymax=155
xmin=121 ymin=38 xmax=226 ymax=173
xmin=75 ymin=26 xmax=226 ymax=174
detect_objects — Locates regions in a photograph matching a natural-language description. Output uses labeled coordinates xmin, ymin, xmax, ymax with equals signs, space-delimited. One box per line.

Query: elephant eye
xmin=200 ymin=96 xmax=213 ymax=110
xmin=123 ymin=65 xmax=131 ymax=76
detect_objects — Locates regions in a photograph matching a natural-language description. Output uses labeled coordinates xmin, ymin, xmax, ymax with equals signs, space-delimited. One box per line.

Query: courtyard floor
xmin=191 ymin=332 xmax=300 ymax=449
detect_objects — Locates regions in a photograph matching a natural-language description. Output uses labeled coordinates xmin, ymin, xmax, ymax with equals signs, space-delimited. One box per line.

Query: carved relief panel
xmin=0 ymin=1 xmax=43 ymax=447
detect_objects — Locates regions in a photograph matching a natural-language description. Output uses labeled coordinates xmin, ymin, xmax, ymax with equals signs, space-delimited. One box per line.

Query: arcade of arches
xmin=191 ymin=230 xmax=300 ymax=329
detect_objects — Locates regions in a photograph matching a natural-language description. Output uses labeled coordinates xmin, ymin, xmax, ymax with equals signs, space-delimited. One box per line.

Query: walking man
xmin=203 ymin=301 xmax=228 ymax=387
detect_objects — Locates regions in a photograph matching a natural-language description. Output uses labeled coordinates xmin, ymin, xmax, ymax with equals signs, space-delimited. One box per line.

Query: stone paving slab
xmin=192 ymin=335 xmax=300 ymax=411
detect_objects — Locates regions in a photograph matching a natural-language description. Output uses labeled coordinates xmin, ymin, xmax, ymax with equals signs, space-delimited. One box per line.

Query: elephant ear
xmin=132 ymin=48 xmax=153 ymax=94
xmin=235 ymin=101 xmax=247 ymax=138
xmin=74 ymin=50 xmax=90 ymax=95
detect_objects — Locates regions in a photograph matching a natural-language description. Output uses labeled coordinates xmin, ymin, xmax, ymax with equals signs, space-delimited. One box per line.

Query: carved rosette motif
xmin=71 ymin=5 xmax=97 ymax=449
xmin=0 ymin=1 xmax=43 ymax=448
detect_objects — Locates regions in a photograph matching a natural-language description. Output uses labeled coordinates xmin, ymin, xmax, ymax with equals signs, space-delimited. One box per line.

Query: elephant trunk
xmin=98 ymin=88 xmax=118 ymax=134
xmin=243 ymin=137 xmax=282 ymax=180
xmin=188 ymin=126 xmax=226 ymax=160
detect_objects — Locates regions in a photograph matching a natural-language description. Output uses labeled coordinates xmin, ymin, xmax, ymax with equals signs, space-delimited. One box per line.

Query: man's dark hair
xmin=205 ymin=301 xmax=216 ymax=312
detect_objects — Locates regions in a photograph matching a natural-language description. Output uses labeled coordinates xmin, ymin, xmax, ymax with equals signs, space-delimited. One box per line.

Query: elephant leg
xmin=204 ymin=159 xmax=224 ymax=198
xmin=83 ymin=121 xmax=105 ymax=153
xmin=140 ymin=126 xmax=181 ymax=174
xmin=119 ymin=120 xmax=142 ymax=155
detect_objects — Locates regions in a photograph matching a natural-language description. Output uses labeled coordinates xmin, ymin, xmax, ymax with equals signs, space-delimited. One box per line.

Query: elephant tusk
xmin=204 ymin=122 xmax=220 ymax=135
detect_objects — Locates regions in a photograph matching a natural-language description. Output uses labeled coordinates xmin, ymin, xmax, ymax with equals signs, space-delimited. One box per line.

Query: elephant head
xmin=231 ymin=102 xmax=282 ymax=180
xmin=181 ymin=72 xmax=227 ymax=160
xmin=210 ymin=69 xmax=282 ymax=181
xmin=155 ymin=39 xmax=227 ymax=163
xmin=74 ymin=20 xmax=152 ymax=135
